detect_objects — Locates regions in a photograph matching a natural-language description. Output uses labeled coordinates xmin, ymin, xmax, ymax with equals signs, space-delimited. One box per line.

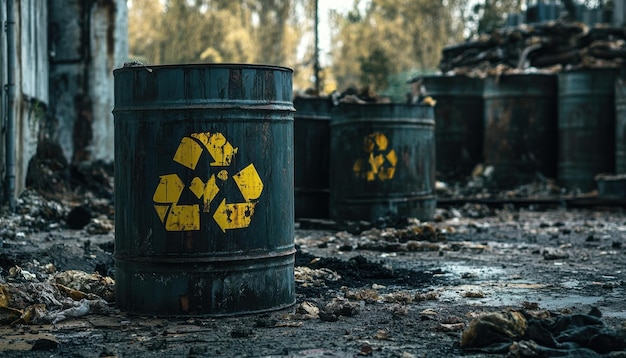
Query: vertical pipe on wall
xmin=5 ymin=0 xmax=16 ymax=211
xmin=314 ymin=0 xmax=320 ymax=94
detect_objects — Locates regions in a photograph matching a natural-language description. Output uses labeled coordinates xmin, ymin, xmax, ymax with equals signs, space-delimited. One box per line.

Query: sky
xmin=316 ymin=0 xmax=356 ymax=66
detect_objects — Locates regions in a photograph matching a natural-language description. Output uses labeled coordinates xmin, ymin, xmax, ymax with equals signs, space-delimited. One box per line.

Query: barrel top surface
xmin=559 ymin=67 xmax=621 ymax=74
xmin=484 ymin=73 xmax=557 ymax=84
xmin=335 ymin=102 xmax=433 ymax=110
xmin=421 ymin=75 xmax=484 ymax=95
xmin=330 ymin=103 xmax=435 ymax=126
xmin=113 ymin=62 xmax=294 ymax=110
xmin=114 ymin=62 xmax=293 ymax=74
xmin=333 ymin=103 xmax=434 ymax=114
xmin=421 ymin=74 xmax=483 ymax=81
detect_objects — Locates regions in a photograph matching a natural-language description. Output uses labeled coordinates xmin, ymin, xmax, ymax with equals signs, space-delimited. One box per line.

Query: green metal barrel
xmin=558 ymin=68 xmax=618 ymax=192
xmin=113 ymin=64 xmax=295 ymax=316
xmin=422 ymin=75 xmax=484 ymax=178
xmin=329 ymin=103 xmax=436 ymax=222
xmin=483 ymin=74 xmax=558 ymax=188
xmin=293 ymin=96 xmax=331 ymax=219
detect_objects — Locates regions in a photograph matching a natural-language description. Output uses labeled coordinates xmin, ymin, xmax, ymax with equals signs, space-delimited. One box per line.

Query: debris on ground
xmin=1 ymin=160 xmax=626 ymax=356
xmin=0 ymin=270 xmax=114 ymax=325
xmin=439 ymin=20 xmax=626 ymax=77
xmin=461 ymin=307 xmax=626 ymax=356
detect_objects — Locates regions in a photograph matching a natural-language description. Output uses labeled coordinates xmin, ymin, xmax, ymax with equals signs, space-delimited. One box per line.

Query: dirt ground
xmin=1 ymin=164 xmax=626 ymax=357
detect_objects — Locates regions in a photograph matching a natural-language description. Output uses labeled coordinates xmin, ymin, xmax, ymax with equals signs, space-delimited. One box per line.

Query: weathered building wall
xmin=0 ymin=0 xmax=127 ymax=205
xmin=90 ymin=0 xmax=127 ymax=162
xmin=0 ymin=0 xmax=49 ymax=203
xmin=48 ymin=0 xmax=128 ymax=164
xmin=0 ymin=2 xmax=6 ymax=202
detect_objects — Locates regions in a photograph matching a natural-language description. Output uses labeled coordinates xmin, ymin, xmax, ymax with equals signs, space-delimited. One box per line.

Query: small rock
xmin=230 ymin=326 xmax=253 ymax=338
xmin=66 ymin=205 xmax=92 ymax=229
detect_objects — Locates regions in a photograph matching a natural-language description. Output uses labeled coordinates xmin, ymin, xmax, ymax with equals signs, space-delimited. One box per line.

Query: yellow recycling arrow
xmin=152 ymin=174 xmax=200 ymax=231
xmin=153 ymin=131 xmax=263 ymax=233
xmin=232 ymin=164 xmax=263 ymax=201
xmin=192 ymin=132 xmax=238 ymax=166
xmin=353 ymin=132 xmax=397 ymax=182
xmin=165 ymin=203 xmax=200 ymax=231
xmin=213 ymin=199 xmax=256 ymax=233
xmin=173 ymin=137 xmax=204 ymax=170
xmin=189 ymin=175 xmax=220 ymax=213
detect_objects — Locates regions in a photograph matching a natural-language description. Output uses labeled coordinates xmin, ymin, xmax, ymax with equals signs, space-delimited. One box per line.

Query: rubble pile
xmin=0 ymin=269 xmax=115 ymax=325
xmin=440 ymin=20 xmax=626 ymax=76
xmin=461 ymin=307 xmax=626 ymax=355
xmin=436 ymin=165 xmax=563 ymax=200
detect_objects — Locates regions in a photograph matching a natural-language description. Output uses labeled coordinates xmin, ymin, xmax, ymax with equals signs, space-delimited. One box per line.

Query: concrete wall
xmin=0 ymin=0 xmax=127 ymax=205
xmin=90 ymin=0 xmax=128 ymax=162
xmin=48 ymin=0 xmax=128 ymax=164
xmin=614 ymin=0 xmax=626 ymax=26
xmin=0 ymin=0 xmax=49 ymax=203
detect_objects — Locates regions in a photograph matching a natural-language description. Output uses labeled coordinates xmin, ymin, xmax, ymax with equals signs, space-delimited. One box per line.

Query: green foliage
xmin=329 ymin=0 xmax=468 ymax=94
xmin=473 ymin=0 xmax=523 ymax=35
xmin=128 ymin=0 xmax=307 ymax=66
xmin=128 ymin=0 xmax=511 ymax=96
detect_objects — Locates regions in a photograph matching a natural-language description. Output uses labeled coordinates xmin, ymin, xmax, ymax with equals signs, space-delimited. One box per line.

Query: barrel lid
xmin=114 ymin=62 xmax=293 ymax=74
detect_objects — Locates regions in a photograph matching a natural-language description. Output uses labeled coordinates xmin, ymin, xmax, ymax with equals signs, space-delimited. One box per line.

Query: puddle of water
xmin=433 ymin=282 xmax=604 ymax=310
xmin=439 ymin=263 xmax=508 ymax=280
xmin=560 ymin=280 xmax=581 ymax=289
xmin=425 ymin=262 xmax=611 ymax=311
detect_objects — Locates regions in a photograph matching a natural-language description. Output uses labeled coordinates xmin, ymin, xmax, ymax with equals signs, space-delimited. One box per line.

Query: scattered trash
xmin=0 ymin=269 xmax=114 ymax=325
xmin=323 ymin=298 xmax=360 ymax=318
xmin=294 ymin=267 xmax=341 ymax=288
xmin=439 ymin=21 xmax=626 ymax=77
xmin=52 ymin=270 xmax=115 ymax=303
xmin=460 ymin=308 xmax=626 ymax=355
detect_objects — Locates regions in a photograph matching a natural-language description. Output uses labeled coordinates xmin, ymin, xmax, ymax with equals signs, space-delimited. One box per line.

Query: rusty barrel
xmin=422 ymin=75 xmax=484 ymax=178
xmin=293 ymin=96 xmax=331 ymax=219
xmin=113 ymin=64 xmax=295 ymax=316
xmin=558 ymin=68 xmax=618 ymax=192
xmin=329 ymin=103 xmax=435 ymax=222
xmin=483 ymin=74 xmax=557 ymax=188
xmin=615 ymin=75 xmax=626 ymax=174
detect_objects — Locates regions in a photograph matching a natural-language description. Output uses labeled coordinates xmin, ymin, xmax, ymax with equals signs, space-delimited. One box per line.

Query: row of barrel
xmin=111 ymin=63 xmax=623 ymax=317
xmin=296 ymin=68 xmax=626 ymax=221
xmin=424 ymin=68 xmax=626 ymax=195
xmin=113 ymin=64 xmax=437 ymax=316
xmin=295 ymin=99 xmax=436 ymax=222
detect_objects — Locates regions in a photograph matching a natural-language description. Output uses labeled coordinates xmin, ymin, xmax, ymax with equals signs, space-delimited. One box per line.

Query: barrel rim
xmin=559 ymin=67 xmax=621 ymax=74
xmin=334 ymin=103 xmax=433 ymax=109
xmin=421 ymin=74 xmax=484 ymax=81
xmin=114 ymin=62 xmax=294 ymax=74
xmin=112 ymin=100 xmax=296 ymax=113
xmin=330 ymin=118 xmax=435 ymax=127
xmin=484 ymin=73 xmax=557 ymax=80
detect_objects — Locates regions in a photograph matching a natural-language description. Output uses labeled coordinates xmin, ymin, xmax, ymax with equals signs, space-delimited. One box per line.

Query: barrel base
xmin=596 ymin=174 xmax=626 ymax=198
xmin=331 ymin=195 xmax=436 ymax=222
xmin=115 ymin=250 xmax=296 ymax=317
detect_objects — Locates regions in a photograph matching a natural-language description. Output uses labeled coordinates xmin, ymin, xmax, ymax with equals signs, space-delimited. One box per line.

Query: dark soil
xmin=0 ymin=162 xmax=625 ymax=357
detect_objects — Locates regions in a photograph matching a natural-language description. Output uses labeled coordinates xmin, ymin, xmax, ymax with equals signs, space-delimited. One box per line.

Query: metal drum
xmin=113 ymin=64 xmax=295 ymax=316
xmin=483 ymin=74 xmax=558 ymax=188
xmin=329 ymin=103 xmax=436 ymax=222
xmin=293 ymin=96 xmax=331 ymax=219
xmin=422 ymin=75 xmax=484 ymax=178
xmin=559 ymin=68 xmax=618 ymax=192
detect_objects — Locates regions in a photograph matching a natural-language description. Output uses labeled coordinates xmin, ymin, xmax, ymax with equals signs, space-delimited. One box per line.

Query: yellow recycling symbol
xmin=352 ymin=132 xmax=397 ymax=182
xmin=152 ymin=132 xmax=264 ymax=233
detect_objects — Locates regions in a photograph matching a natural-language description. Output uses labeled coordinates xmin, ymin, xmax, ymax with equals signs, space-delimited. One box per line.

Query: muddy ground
xmin=1 ymin=165 xmax=626 ymax=357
